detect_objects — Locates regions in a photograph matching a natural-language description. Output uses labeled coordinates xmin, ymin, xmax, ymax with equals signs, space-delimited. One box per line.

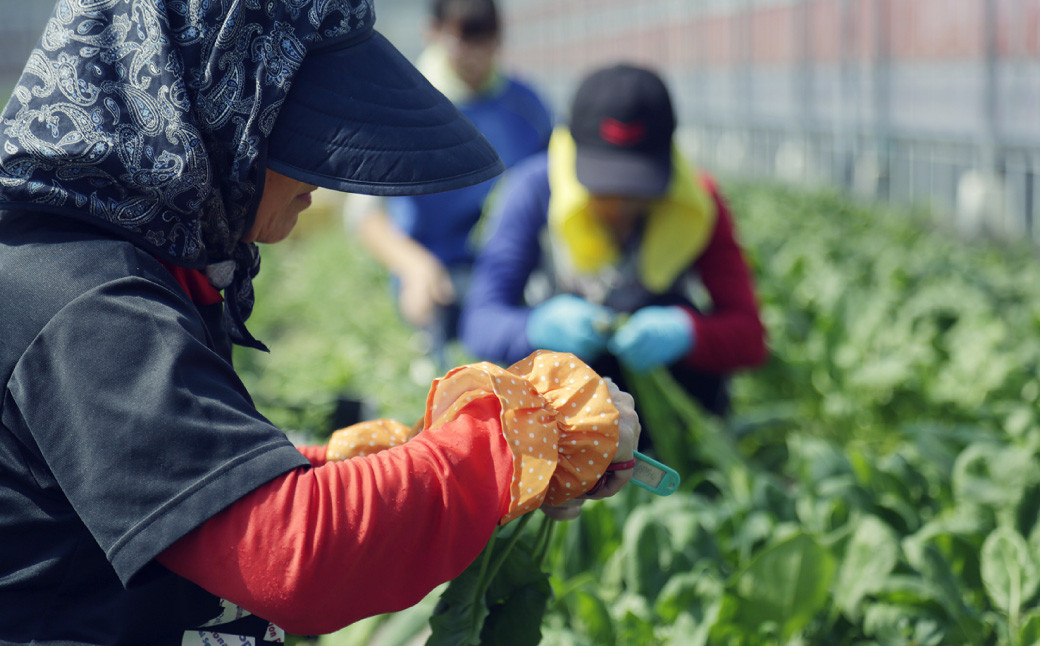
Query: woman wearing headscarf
xmin=0 ymin=2 xmax=639 ymax=644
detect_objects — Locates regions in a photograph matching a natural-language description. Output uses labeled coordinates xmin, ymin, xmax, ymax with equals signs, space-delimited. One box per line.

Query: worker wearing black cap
xmin=462 ymin=63 xmax=768 ymax=426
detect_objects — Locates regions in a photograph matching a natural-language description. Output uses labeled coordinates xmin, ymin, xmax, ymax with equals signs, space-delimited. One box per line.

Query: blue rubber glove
xmin=526 ymin=294 xmax=614 ymax=361
xmin=608 ymin=306 xmax=695 ymax=373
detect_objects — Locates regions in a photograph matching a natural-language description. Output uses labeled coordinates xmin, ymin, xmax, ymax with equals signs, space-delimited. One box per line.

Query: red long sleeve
xmin=295 ymin=443 xmax=327 ymax=467
xmin=684 ymin=175 xmax=768 ymax=373
xmin=158 ymin=396 xmax=514 ymax=635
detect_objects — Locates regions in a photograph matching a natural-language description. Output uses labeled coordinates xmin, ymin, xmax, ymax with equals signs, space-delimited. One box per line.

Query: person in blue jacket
xmin=460 ymin=64 xmax=768 ymax=422
xmin=350 ymin=0 xmax=553 ymax=368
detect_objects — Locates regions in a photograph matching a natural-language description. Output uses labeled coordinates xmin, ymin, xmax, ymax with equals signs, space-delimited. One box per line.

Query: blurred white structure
xmin=3 ymin=0 xmax=1036 ymax=244
xmin=496 ymin=0 xmax=1040 ymax=244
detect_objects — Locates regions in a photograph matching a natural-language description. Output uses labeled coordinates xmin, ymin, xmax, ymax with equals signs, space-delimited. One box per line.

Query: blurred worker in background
xmin=349 ymin=0 xmax=553 ymax=368
xmin=461 ymin=63 xmax=768 ymax=431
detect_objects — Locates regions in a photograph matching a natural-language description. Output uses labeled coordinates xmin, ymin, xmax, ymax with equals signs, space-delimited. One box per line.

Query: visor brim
xmin=266 ymin=30 xmax=504 ymax=196
xmin=574 ymin=148 xmax=671 ymax=197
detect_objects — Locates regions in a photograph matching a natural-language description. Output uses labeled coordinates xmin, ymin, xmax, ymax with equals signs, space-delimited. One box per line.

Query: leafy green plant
xmin=427 ymin=514 xmax=555 ymax=646
xmin=242 ymin=184 xmax=1040 ymax=645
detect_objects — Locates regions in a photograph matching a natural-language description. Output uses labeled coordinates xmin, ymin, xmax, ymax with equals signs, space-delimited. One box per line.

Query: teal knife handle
xmin=631 ymin=451 xmax=680 ymax=496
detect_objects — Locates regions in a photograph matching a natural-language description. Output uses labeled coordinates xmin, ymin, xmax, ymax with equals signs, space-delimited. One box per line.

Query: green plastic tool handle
xmin=631 ymin=451 xmax=680 ymax=496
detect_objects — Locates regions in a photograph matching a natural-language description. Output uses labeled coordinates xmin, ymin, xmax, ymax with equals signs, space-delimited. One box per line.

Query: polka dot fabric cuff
xmin=425 ymin=350 xmax=620 ymax=524
xmin=326 ymin=418 xmax=415 ymax=461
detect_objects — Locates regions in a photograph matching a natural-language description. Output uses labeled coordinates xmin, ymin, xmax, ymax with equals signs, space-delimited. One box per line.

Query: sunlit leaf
xmin=980 ymin=526 xmax=1040 ymax=616
xmin=834 ymin=515 xmax=901 ymax=620
xmin=729 ymin=532 xmax=836 ymax=639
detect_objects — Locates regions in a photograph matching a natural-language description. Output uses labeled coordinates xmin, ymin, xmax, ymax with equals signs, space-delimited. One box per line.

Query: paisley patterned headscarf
xmin=0 ymin=0 xmax=379 ymax=349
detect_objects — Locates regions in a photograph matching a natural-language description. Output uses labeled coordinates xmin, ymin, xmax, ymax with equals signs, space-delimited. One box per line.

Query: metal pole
xmin=873 ymin=0 xmax=891 ymax=200
xmin=982 ymin=0 xmax=1000 ymax=171
xmin=742 ymin=0 xmax=754 ymax=124
xmin=837 ymin=0 xmax=854 ymax=187
xmin=798 ymin=0 xmax=812 ymax=131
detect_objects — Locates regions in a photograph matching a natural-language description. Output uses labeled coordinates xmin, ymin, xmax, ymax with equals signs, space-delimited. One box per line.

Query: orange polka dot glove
xmin=327 ymin=418 xmax=417 ymax=460
xmin=325 ymin=350 xmax=621 ymax=524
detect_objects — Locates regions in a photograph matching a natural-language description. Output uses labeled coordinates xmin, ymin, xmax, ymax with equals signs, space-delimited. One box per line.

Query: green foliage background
xmin=234 ymin=197 xmax=434 ymax=435
xmin=239 ymin=184 xmax=1040 ymax=645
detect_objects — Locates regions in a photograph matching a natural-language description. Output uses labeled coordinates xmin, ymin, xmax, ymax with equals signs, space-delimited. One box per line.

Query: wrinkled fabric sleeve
xmin=160 ymin=351 xmax=621 ymax=635
xmin=160 ymin=396 xmax=515 ymax=635
xmin=685 ymin=175 xmax=768 ymax=372
xmin=5 ymin=277 xmax=308 ymax=585
xmin=295 ymin=444 xmax=327 ymax=467
xmin=422 ymin=351 xmax=620 ymax=520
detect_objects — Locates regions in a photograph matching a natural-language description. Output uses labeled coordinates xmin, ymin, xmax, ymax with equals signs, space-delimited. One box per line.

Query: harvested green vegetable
xmin=427 ymin=514 xmax=555 ymax=646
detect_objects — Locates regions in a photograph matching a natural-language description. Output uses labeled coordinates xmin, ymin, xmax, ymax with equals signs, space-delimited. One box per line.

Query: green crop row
xmin=242 ymin=183 xmax=1040 ymax=645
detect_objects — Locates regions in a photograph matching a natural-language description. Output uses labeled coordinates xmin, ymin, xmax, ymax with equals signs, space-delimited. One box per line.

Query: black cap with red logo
xmin=568 ymin=64 xmax=677 ymax=197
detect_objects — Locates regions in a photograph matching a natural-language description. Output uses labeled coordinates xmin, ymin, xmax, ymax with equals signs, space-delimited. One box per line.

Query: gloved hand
xmin=526 ymin=294 xmax=613 ymax=361
xmin=608 ymin=305 xmax=695 ymax=373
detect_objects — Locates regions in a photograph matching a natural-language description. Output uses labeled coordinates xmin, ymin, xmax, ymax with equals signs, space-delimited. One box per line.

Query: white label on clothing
xmin=181 ymin=598 xmax=285 ymax=644
xmin=181 ymin=624 xmax=283 ymax=645
xmin=182 ymin=631 xmax=256 ymax=646
xmin=199 ymin=599 xmax=252 ymax=627
xmin=265 ymin=623 xmax=285 ymax=642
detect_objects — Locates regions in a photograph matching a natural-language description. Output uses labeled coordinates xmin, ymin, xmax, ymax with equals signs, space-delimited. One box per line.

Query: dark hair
xmin=431 ymin=0 xmax=500 ymax=40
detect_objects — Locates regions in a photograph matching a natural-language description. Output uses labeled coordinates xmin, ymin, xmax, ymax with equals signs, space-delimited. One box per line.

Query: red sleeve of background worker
xmin=295 ymin=444 xmax=327 ymax=467
xmin=157 ymin=395 xmax=513 ymax=635
xmin=682 ymin=174 xmax=768 ymax=373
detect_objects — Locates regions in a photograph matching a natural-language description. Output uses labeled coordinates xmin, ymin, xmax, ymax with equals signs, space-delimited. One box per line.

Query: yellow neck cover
xmin=547 ymin=128 xmax=717 ymax=293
